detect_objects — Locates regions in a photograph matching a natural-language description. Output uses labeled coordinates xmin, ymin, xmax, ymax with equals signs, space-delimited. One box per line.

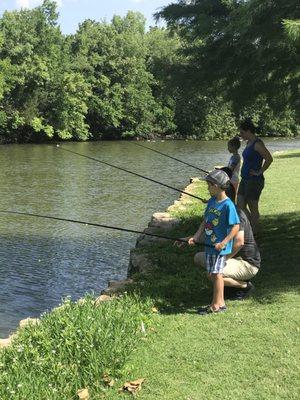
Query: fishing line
xmin=57 ymin=145 xmax=206 ymax=203
xmin=0 ymin=209 xmax=214 ymax=248
xmin=133 ymin=142 xmax=209 ymax=174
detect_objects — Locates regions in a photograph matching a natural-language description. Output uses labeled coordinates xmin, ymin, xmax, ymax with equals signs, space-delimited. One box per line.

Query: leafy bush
xmin=0 ymin=294 xmax=152 ymax=399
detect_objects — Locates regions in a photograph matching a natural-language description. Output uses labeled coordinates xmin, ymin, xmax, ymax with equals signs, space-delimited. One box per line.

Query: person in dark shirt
xmin=222 ymin=208 xmax=260 ymax=299
xmin=194 ymin=208 xmax=260 ymax=300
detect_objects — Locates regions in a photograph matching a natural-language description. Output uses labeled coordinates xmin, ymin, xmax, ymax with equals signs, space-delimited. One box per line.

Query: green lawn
xmin=108 ymin=150 xmax=300 ymax=400
xmin=0 ymin=150 xmax=299 ymax=399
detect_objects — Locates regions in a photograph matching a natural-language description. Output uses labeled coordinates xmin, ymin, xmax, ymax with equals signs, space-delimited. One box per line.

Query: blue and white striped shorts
xmin=205 ymin=254 xmax=226 ymax=274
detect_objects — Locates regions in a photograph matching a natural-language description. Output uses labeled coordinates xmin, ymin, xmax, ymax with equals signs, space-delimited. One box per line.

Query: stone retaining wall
xmin=118 ymin=178 xmax=200 ymax=282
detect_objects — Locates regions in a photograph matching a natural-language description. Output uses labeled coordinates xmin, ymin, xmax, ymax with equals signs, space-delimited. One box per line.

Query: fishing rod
xmin=57 ymin=146 xmax=206 ymax=203
xmin=133 ymin=142 xmax=209 ymax=174
xmin=0 ymin=210 xmax=214 ymax=247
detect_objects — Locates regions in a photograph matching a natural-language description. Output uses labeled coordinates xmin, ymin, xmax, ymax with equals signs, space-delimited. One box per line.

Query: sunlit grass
xmin=109 ymin=150 xmax=300 ymax=399
xmin=0 ymin=295 xmax=153 ymax=399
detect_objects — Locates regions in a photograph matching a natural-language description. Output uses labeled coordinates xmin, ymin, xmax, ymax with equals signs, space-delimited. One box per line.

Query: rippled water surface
xmin=0 ymin=138 xmax=299 ymax=337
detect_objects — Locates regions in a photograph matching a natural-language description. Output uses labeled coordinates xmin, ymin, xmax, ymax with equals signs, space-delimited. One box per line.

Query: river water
xmin=0 ymin=138 xmax=299 ymax=337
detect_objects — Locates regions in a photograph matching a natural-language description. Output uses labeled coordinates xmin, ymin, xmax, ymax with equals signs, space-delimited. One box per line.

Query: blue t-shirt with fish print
xmin=204 ymin=197 xmax=240 ymax=255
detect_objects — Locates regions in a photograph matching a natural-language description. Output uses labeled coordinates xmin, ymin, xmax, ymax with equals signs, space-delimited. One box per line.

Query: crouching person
xmin=195 ymin=207 xmax=260 ymax=300
xmin=188 ymin=170 xmax=240 ymax=315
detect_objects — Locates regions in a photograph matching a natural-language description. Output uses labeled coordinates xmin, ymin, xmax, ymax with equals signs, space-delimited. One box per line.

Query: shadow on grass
xmin=253 ymin=211 xmax=300 ymax=304
xmin=131 ymin=211 xmax=300 ymax=313
xmin=275 ymin=152 xmax=300 ymax=159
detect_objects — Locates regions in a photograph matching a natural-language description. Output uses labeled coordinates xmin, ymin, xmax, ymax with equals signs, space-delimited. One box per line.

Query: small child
xmin=188 ymin=170 xmax=240 ymax=314
xmin=227 ymin=136 xmax=241 ymax=194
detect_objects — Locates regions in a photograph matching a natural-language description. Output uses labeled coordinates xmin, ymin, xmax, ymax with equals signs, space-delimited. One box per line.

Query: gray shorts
xmin=195 ymin=252 xmax=258 ymax=281
xmin=238 ymin=177 xmax=265 ymax=201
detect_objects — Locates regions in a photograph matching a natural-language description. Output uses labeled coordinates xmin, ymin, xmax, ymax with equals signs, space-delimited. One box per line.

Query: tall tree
xmin=70 ymin=12 xmax=175 ymax=139
xmin=158 ymin=0 xmax=300 ymax=133
xmin=0 ymin=0 xmax=90 ymax=142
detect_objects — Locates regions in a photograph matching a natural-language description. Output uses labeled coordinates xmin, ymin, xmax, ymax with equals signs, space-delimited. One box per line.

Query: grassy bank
xmin=0 ymin=150 xmax=299 ymax=399
xmin=110 ymin=149 xmax=300 ymax=399
xmin=0 ymin=296 xmax=153 ymax=399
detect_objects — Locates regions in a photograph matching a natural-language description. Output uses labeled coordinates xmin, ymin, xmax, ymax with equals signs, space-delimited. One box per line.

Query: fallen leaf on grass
xmin=103 ymin=373 xmax=115 ymax=387
xmin=77 ymin=388 xmax=89 ymax=399
xmin=119 ymin=378 xmax=145 ymax=395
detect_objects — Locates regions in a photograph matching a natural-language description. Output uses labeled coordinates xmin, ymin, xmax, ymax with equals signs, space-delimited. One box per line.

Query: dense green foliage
xmin=0 ymin=1 xmax=177 ymax=142
xmin=159 ymin=0 xmax=300 ymax=137
xmin=0 ymin=0 xmax=299 ymax=142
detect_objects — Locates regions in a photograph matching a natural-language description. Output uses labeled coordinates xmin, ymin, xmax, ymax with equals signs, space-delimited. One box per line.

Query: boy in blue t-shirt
xmin=188 ymin=170 xmax=240 ymax=314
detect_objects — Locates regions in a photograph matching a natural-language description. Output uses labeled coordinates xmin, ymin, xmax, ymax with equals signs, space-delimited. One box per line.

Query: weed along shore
xmin=0 ymin=150 xmax=299 ymax=399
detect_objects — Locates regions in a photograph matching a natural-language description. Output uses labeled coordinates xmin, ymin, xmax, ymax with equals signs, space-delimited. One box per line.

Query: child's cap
xmin=202 ymin=170 xmax=230 ymax=188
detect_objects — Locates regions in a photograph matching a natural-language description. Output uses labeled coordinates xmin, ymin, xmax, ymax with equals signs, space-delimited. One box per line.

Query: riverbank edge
xmin=127 ymin=178 xmax=202 ymax=279
xmin=1 ymin=135 xmax=300 ymax=146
